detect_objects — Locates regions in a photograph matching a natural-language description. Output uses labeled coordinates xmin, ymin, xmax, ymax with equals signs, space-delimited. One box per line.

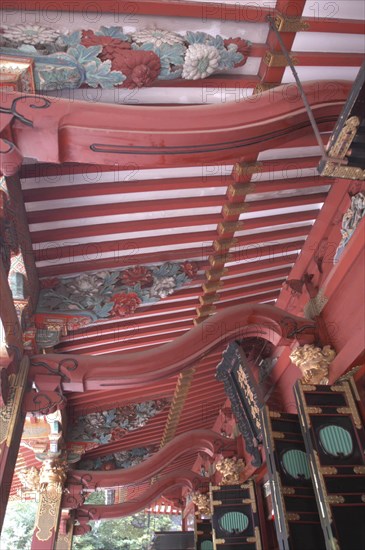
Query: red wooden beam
xmin=30 ymin=303 xmax=316 ymax=391
xmin=2 ymin=80 xmax=347 ymax=173
xmin=33 ymin=219 xmax=311 ymax=262
xmin=27 ymin=195 xmax=224 ymax=224
xmin=291 ymin=51 xmax=364 ymax=67
xmin=29 ymin=191 xmax=326 ymax=228
xmin=259 ymin=0 xmax=306 ymax=83
xmin=23 ymin=175 xmax=230 ymax=202
xmin=1 ymin=0 xmax=274 ymax=21
xmin=276 ymin=179 xmax=355 ymax=310
xmin=19 ymin=155 xmax=323 ymax=181
xmin=70 ymin=430 xmax=229 ymax=487
xmin=58 ymin=254 xmax=298 ymax=339
xmin=29 ymin=203 xmax=320 ymax=249
xmin=30 ymin=214 xmax=220 ymax=244
xmin=303 ymin=17 xmax=365 ymax=35
xmin=150 ymin=74 xmax=261 ymax=89
xmin=23 ymin=174 xmax=332 ymax=204
xmin=58 ymin=321 xmax=194 ymax=352
xmin=60 ymin=282 xmax=285 ymax=354
xmin=37 ymin=238 xmax=304 ymax=277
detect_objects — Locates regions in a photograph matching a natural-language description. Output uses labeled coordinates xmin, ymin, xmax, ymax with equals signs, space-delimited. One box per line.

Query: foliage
xmin=1 ymin=501 xmax=37 ymax=549
xmin=1 ymin=501 xmax=180 ymax=550
xmin=72 ymin=512 xmax=179 ymax=550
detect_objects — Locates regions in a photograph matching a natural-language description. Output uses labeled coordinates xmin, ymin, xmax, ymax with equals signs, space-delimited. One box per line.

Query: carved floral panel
xmin=68 ymin=399 xmax=169 ymax=454
xmin=334 ymin=191 xmax=365 ymax=262
xmin=35 ymin=261 xmax=198 ymax=330
xmin=0 ymin=25 xmax=251 ymax=89
xmin=77 ymin=445 xmax=158 ymax=471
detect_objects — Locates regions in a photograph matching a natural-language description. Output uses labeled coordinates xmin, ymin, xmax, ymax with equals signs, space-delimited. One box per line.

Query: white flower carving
xmin=131 ymin=28 xmax=184 ymax=47
xmin=182 ymin=43 xmax=220 ymax=80
xmin=68 ymin=274 xmax=104 ymax=295
xmin=149 ymin=276 xmax=176 ymax=299
xmin=1 ymin=24 xmax=61 ymax=45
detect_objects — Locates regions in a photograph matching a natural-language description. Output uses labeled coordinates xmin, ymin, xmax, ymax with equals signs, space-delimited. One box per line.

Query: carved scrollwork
xmin=27 ymin=390 xmax=66 ymax=415
xmin=31 ymin=357 xmax=78 ymax=382
xmin=0 ymin=95 xmax=51 ymax=127
xmin=280 ymin=316 xmax=316 ymax=340
xmin=62 ymin=484 xmax=86 ymax=510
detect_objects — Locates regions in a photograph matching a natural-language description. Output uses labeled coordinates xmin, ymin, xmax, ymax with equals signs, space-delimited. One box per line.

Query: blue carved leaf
xmin=175 ymin=272 xmax=189 ymax=285
xmin=18 ymin=44 xmax=38 ymax=54
xmin=185 ymin=31 xmax=211 ymax=44
xmin=96 ymin=26 xmax=130 ymax=41
xmin=218 ymin=47 xmax=244 ymax=70
xmin=67 ymin=44 xmax=102 ymax=64
xmin=207 ymin=35 xmax=225 ymax=49
xmin=84 ymin=59 xmax=125 ymax=88
xmin=154 ymin=43 xmax=186 ymax=68
xmin=60 ymin=31 xmax=82 ymax=47
xmin=104 ymin=410 xmax=116 ymax=424
xmin=158 ymin=67 xmax=183 ymax=80
xmin=93 ymin=302 xmax=114 ymax=318
xmin=131 ymin=42 xmax=154 ymax=51
xmin=103 ymin=271 xmax=120 ymax=287
xmin=98 ymin=433 xmax=112 ymax=444
xmin=153 ymin=262 xmax=179 ymax=277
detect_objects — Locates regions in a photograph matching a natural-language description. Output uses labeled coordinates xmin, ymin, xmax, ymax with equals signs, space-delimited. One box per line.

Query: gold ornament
xmin=39 ymin=458 xmax=68 ymax=488
xmin=290 ymin=344 xmax=336 ymax=385
xmin=18 ymin=466 xmax=40 ymax=491
xmin=35 ymin=458 xmax=68 ymax=541
xmin=215 ymin=457 xmax=246 ymax=485
xmin=192 ymin=492 xmax=211 ymax=517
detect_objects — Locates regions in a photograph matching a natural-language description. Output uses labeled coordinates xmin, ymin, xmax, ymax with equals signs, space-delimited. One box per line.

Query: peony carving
xmin=290 ymin=344 xmax=336 ymax=385
xmin=0 ymin=25 xmax=251 ymax=90
xmin=215 ymin=456 xmax=246 ymax=485
xmin=192 ymin=492 xmax=211 ymax=516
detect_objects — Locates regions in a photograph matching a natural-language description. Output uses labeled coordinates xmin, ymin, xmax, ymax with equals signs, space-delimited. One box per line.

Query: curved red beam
xmin=76 ymin=470 xmax=204 ymax=521
xmin=69 ymin=429 xmax=232 ymax=488
xmin=2 ymin=81 xmax=350 ymax=171
xmin=30 ymin=303 xmax=315 ymax=391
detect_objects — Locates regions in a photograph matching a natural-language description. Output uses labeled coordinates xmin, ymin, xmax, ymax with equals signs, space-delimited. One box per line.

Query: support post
xmin=55 ymin=510 xmax=75 ymax=550
xmin=0 ymin=355 xmax=29 ymax=532
xmin=31 ymin=457 xmax=67 ymax=550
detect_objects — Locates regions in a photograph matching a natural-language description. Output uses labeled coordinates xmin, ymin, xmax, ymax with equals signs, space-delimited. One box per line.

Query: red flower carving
xmin=40 ymin=277 xmax=60 ymax=289
xmin=180 ymin=261 xmax=198 ymax=278
xmin=101 ymin=460 xmax=117 ymax=470
xmin=111 ymin=292 xmax=142 ymax=317
xmin=81 ymin=30 xmax=131 ymax=63
xmin=224 ymin=37 xmax=251 ymax=67
xmin=113 ymin=50 xmax=161 ymax=88
xmin=111 ymin=427 xmax=128 ymax=440
xmin=120 ymin=266 xmax=153 ymax=288
xmin=66 ymin=317 xmax=90 ymax=330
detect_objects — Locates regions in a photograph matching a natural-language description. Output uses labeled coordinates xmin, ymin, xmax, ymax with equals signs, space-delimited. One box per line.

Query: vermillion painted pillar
xmin=0 ymin=355 xmax=29 ymax=532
